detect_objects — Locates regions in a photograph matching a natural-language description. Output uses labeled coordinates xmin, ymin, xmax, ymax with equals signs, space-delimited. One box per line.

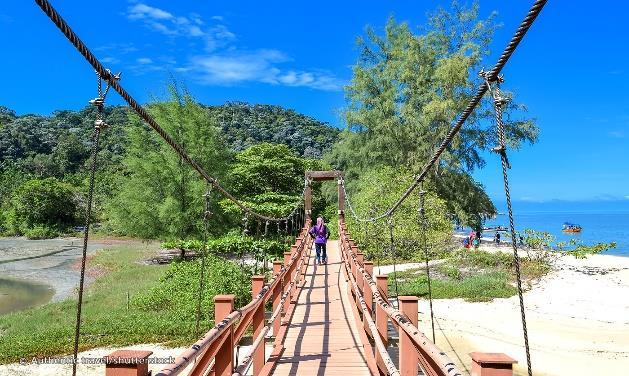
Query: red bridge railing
xmin=104 ymin=221 xmax=313 ymax=376
xmin=338 ymin=217 xmax=517 ymax=376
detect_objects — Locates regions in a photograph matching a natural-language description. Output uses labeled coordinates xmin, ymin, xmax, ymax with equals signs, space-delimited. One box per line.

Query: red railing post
xmin=272 ymin=261 xmax=283 ymax=342
xmin=356 ymin=253 xmax=365 ymax=294
xmin=214 ymin=295 xmax=235 ymax=376
xmin=363 ymin=261 xmax=374 ymax=336
xmin=399 ymin=296 xmax=419 ymax=376
xmin=350 ymin=246 xmax=359 ymax=280
xmin=283 ymin=252 xmax=292 ymax=312
xmin=105 ymin=350 xmax=152 ymax=376
xmin=375 ymin=275 xmax=389 ymax=374
xmin=251 ymin=276 xmax=265 ymax=375
xmin=470 ymin=353 xmax=517 ymax=376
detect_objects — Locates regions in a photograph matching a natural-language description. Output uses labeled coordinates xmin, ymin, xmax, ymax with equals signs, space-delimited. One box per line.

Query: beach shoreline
xmin=416 ymin=245 xmax=629 ymax=375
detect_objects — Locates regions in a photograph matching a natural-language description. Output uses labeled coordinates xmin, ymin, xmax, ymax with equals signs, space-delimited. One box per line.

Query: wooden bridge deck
xmin=271 ymin=240 xmax=371 ymax=375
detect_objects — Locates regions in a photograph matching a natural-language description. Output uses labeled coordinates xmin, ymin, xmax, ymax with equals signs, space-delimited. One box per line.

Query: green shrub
xmin=24 ymin=225 xmax=59 ymax=239
xmin=6 ymin=177 xmax=78 ymax=236
xmin=162 ymin=232 xmax=288 ymax=260
xmin=134 ymin=254 xmax=251 ymax=320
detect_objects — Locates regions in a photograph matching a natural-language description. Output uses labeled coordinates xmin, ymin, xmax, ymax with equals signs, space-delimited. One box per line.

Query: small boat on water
xmin=562 ymin=222 xmax=582 ymax=233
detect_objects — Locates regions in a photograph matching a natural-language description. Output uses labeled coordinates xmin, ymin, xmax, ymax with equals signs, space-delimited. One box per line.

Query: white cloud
xmin=190 ymin=50 xmax=288 ymax=84
xmin=125 ymin=3 xmax=232 ymax=41
xmin=127 ymin=4 xmax=173 ymax=21
xmin=101 ymin=57 xmax=121 ymax=64
xmin=189 ymin=51 xmax=342 ymax=91
xmin=123 ymin=3 xmax=343 ymax=91
xmin=609 ymin=130 xmax=625 ymax=138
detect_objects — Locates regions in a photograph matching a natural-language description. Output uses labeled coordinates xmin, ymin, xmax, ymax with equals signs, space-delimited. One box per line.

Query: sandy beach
xmin=407 ymin=246 xmax=629 ymax=376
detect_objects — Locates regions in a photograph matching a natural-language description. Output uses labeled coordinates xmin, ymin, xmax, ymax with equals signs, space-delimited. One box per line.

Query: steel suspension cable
xmin=262 ymin=220 xmax=269 ymax=275
xmin=484 ymin=74 xmax=532 ymax=376
xmin=195 ymin=185 xmax=212 ymax=337
xmin=34 ymin=0 xmax=304 ymax=223
xmin=419 ymin=184 xmax=436 ymax=343
xmin=336 ymin=0 xmax=548 ymax=223
xmin=387 ymin=216 xmax=400 ymax=306
xmin=71 ymin=72 xmax=110 ymax=376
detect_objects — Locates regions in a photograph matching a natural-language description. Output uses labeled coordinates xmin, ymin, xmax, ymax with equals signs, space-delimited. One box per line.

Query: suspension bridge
xmin=30 ymin=0 xmax=550 ymax=374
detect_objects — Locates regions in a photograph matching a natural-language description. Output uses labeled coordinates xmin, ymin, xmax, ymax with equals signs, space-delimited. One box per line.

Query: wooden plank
xmin=270 ymin=241 xmax=370 ymax=375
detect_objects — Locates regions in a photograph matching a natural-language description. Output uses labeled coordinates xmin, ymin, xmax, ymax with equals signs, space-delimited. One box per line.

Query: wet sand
xmin=0 ymin=237 xmax=138 ymax=312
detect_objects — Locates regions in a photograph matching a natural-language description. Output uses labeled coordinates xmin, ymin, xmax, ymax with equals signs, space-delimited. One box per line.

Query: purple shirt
xmin=309 ymin=225 xmax=329 ymax=244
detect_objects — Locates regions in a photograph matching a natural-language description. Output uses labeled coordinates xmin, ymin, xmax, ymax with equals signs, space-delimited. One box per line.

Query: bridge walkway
xmin=270 ymin=240 xmax=371 ymax=375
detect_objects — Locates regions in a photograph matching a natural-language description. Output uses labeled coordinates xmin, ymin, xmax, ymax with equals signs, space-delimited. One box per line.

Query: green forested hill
xmin=0 ymin=102 xmax=338 ymax=174
xmin=0 ymin=101 xmax=338 ymax=237
xmin=207 ymin=102 xmax=339 ymax=158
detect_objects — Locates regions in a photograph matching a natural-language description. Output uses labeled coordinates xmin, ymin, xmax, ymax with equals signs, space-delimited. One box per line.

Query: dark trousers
xmin=315 ymin=243 xmax=327 ymax=263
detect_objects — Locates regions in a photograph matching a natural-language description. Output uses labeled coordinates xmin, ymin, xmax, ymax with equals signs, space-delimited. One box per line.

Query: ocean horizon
xmin=481 ymin=205 xmax=629 ymax=257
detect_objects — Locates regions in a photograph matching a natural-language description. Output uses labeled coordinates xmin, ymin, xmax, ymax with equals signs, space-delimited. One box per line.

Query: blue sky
xmin=1 ymin=1 xmax=627 ymax=204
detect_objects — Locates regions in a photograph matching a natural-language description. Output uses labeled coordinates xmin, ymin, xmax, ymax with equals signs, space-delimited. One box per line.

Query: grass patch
xmin=0 ymin=243 xmax=253 ymax=364
xmin=392 ymin=271 xmax=516 ymax=302
xmin=389 ymin=249 xmax=551 ymax=302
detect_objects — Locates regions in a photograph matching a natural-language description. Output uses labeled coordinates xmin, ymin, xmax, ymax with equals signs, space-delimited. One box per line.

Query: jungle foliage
xmin=345 ymin=166 xmax=453 ymax=262
xmin=327 ymin=4 xmax=538 ymax=230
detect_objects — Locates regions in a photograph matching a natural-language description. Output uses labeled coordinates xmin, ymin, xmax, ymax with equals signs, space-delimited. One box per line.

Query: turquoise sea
xmin=482 ymin=211 xmax=629 ymax=257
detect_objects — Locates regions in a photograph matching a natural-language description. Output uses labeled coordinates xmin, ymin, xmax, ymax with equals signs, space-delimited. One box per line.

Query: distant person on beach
xmin=495 ymin=232 xmax=501 ymax=244
xmin=309 ymin=216 xmax=330 ymax=264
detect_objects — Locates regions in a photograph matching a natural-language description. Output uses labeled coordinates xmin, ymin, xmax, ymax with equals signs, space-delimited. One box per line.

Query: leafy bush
xmin=134 ymin=254 xmax=251 ymax=320
xmin=344 ymin=166 xmax=452 ymax=261
xmin=6 ymin=177 xmax=78 ymax=236
xmin=162 ymin=232 xmax=288 ymax=260
xmin=24 ymin=225 xmax=60 ymax=239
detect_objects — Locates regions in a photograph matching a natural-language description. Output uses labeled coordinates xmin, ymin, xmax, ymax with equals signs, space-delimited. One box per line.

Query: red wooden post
xmin=470 ymin=353 xmax=517 ymax=376
xmin=356 ymin=253 xmax=365 ymax=294
xmin=337 ymin=177 xmax=345 ymax=215
xmin=399 ymin=296 xmax=419 ymax=376
xmin=301 ymin=246 xmax=308 ymax=284
xmin=251 ymin=276 xmax=265 ymax=375
xmin=283 ymin=251 xmax=292 ymax=311
xmin=351 ymin=246 xmax=359 ymax=280
xmin=363 ymin=261 xmax=374 ymax=335
xmin=363 ymin=262 xmax=373 ymax=311
xmin=105 ymin=350 xmax=152 ymax=376
xmin=214 ymin=295 xmax=235 ymax=376
xmin=375 ymin=274 xmax=389 ymax=374
xmin=272 ymin=261 xmax=283 ymax=341
xmin=304 ymin=184 xmax=312 ymax=219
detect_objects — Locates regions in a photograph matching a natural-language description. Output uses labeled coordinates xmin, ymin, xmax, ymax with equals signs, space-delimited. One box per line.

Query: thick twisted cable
xmin=35 ymin=0 xmax=302 ymax=223
xmin=338 ymin=0 xmax=548 ymax=223
xmin=487 ymin=80 xmax=533 ymax=376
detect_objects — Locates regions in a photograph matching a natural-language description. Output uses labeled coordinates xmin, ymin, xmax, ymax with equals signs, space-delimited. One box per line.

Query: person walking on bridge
xmin=309 ymin=216 xmax=330 ymax=264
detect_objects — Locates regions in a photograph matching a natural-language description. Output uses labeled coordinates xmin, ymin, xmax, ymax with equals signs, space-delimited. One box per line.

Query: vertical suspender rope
xmin=263 ymin=220 xmax=269 ymax=275
xmin=419 ymin=184 xmax=436 ymax=343
xmin=195 ymin=184 xmax=212 ymax=337
xmin=483 ymin=73 xmax=533 ymax=376
xmin=72 ymin=71 xmax=112 ymax=376
xmin=241 ymin=213 xmax=249 ymax=270
xmin=387 ymin=216 xmax=399 ymax=307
